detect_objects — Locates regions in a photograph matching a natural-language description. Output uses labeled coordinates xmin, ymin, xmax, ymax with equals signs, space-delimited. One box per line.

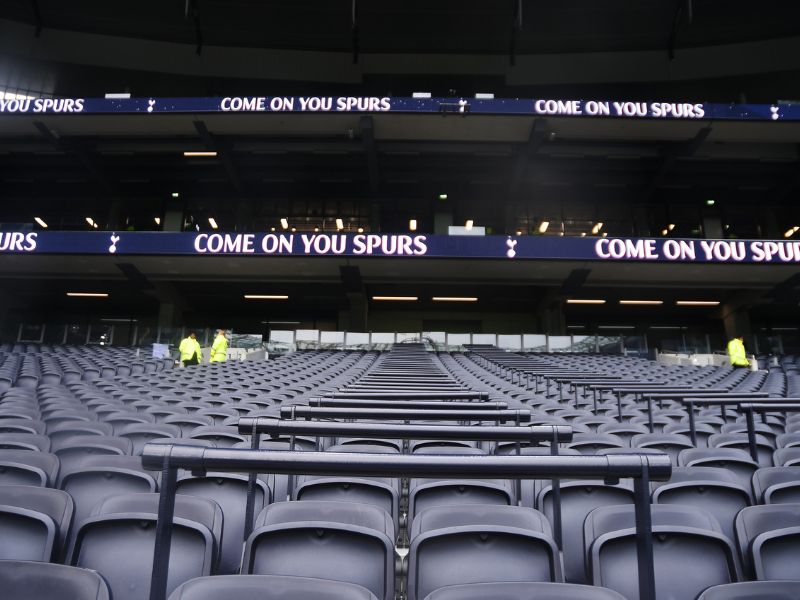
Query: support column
xmin=162 ymin=199 xmax=185 ymax=232
xmin=721 ymin=304 xmax=752 ymax=344
xmin=158 ymin=303 xmax=182 ymax=330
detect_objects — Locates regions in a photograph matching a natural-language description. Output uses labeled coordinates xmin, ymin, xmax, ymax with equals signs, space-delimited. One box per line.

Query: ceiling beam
xmin=193 ymin=120 xmax=244 ymax=193
xmin=645 ymin=125 xmax=712 ymax=200
xmin=29 ymin=0 xmax=42 ymax=37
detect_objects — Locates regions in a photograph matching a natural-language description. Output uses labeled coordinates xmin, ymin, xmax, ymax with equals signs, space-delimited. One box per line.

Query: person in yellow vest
xmin=727 ymin=335 xmax=750 ymax=368
xmin=178 ymin=331 xmax=202 ymax=367
xmin=210 ymin=329 xmax=229 ymax=363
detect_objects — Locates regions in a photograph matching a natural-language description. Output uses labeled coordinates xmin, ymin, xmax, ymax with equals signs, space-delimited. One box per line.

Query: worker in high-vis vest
xmin=178 ymin=331 xmax=202 ymax=367
xmin=727 ymin=335 xmax=750 ymax=368
xmin=210 ymin=329 xmax=229 ymax=363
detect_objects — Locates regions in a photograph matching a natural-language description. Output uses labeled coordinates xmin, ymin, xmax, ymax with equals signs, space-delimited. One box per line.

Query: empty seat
xmin=47 ymin=421 xmax=114 ymax=446
xmin=697 ymin=581 xmax=800 ymax=599
xmin=678 ymin=448 xmax=759 ymax=491
xmin=584 ymin=504 xmax=740 ymax=600
xmin=652 ymin=466 xmax=752 ymax=542
xmin=0 ymin=449 xmax=59 ymax=487
xmin=0 ymin=419 xmax=46 ymax=435
xmin=735 ymin=504 xmax=800 ymax=580
xmin=535 ymin=477 xmax=633 ymax=583
xmin=407 ymin=504 xmax=562 ymax=600
xmin=168 ymin=574 xmax=379 ymax=600
xmin=243 ymin=500 xmax=395 ymax=600
xmin=422 ymin=582 xmax=627 ymax=600
xmin=0 ymin=560 xmax=110 ymax=600
xmin=177 ymin=472 xmax=270 ymax=574
xmin=0 ymin=484 xmax=74 ymax=561
xmin=752 ymin=467 xmax=800 ymax=504
xmin=68 ymin=493 xmax=223 ymax=600
xmin=774 ymin=448 xmax=800 ymax=467
xmin=118 ymin=423 xmax=183 ymax=455
xmin=0 ymin=433 xmax=51 ymax=452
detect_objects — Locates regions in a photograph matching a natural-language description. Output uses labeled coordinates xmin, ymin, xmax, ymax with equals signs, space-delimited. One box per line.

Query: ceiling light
xmin=183 ymin=151 xmax=218 ymax=157
xmin=371 ymin=296 xmax=418 ymax=301
xmin=208 ymin=217 xmax=218 ymax=229
xmin=580 ymin=232 xmax=586 ymax=237
xmin=244 ymin=295 xmax=289 ymax=300
xmin=171 ymin=192 xmax=180 ymax=198
xmin=34 ymin=217 xmax=48 ymax=228
xmin=270 ymin=227 xmax=276 ymax=232
xmin=619 ymin=300 xmax=663 ymax=305
xmin=601 ymin=232 xmax=607 ymax=237
xmin=598 ymin=325 xmax=636 ymax=330
xmin=154 ymin=217 xmax=161 ymax=225
xmin=661 ymin=229 xmax=669 ymax=236
xmin=432 ymin=297 xmax=478 ymax=302
xmin=465 ymin=219 xmax=474 ymax=231
xmin=85 ymin=217 xmax=94 ymax=226
xmin=93 ymin=223 xmax=98 ymax=229
xmin=705 ymin=199 xmax=715 ymax=206
xmin=566 ymin=299 xmax=606 ymax=305
xmin=784 ymin=226 xmax=799 ymax=238
xmin=516 ymin=230 xmax=522 ymax=236
xmin=438 ymin=193 xmax=448 ymax=200
xmin=668 ymin=223 xmax=676 ymax=231
xmin=291 ymin=227 xmax=296 ymax=232
xmin=538 ymin=221 xmax=550 ymax=233
xmin=591 ymin=222 xmax=603 ymax=234
xmin=314 ymin=227 xmax=319 ymax=232
xmin=280 ymin=218 xmax=289 ymax=230
xmin=676 ymin=300 xmax=720 ymax=306
xmin=357 ymin=227 xmax=364 ymax=233
xmin=409 ymin=219 xmax=417 ymax=231
xmin=336 ymin=218 xmax=344 ymax=230
xmin=66 ymin=292 xmax=108 ymax=298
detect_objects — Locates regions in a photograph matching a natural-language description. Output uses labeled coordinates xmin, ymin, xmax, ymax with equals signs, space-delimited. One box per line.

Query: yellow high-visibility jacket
xmin=178 ymin=337 xmax=202 ymax=363
xmin=727 ymin=338 xmax=749 ymax=367
xmin=210 ymin=334 xmax=228 ymax=363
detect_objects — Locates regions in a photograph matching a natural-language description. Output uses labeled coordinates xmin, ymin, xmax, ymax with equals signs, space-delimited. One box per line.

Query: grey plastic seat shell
xmin=243 ymin=501 xmax=395 ymax=600
xmin=407 ymin=504 xmax=562 ymax=600
xmin=0 ymin=560 xmax=111 ymax=600
xmin=735 ymin=504 xmax=800 ymax=580
xmin=697 ymin=581 xmax=800 ymax=599
xmin=584 ymin=504 xmax=741 ymax=600
xmin=423 ymin=582 xmax=628 ymax=600
xmin=168 ymin=575 xmax=379 ymax=600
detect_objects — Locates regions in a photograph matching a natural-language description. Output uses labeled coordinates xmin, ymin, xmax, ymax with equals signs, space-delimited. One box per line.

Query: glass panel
xmin=88 ymin=324 xmax=112 ymax=345
xmin=548 ymin=336 xmax=573 ymax=352
xmin=522 ymin=334 xmax=547 ymax=352
xmin=65 ymin=324 xmax=89 ymax=345
xmin=18 ymin=323 xmax=44 ymax=343
xmin=598 ymin=336 xmax=623 ymax=355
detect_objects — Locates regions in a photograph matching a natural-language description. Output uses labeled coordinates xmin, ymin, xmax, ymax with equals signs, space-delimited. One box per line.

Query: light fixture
xmin=438 ymin=193 xmax=448 ymax=201
xmin=371 ymin=296 xmax=418 ymax=301
xmin=516 ymin=230 xmax=522 ymax=236
xmin=465 ymin=219 xmax=474 ymax=231
xmin=567 ymin=299 xmax=606 ymax=304
xmin=270 ymin=227 xmax=276 ymax=232
xmin=171 ymin=192 xmax=180 ymax=198
xmin=598 ymin=325 xmax=636 ymax=330
xmin=357 ymin=227 xmax=364 ymax=233
xmin=538 ymin=221 xmax=549 ymax=233
xmin=208 ymin=217 xmax=218 ymax=229
xmin=591 ymin=222 xmax=603 ymax=234
xmin=314 ymin=227 xmax=320 ymax=232
xmin=580 ymin=232 xmax=586 ymax=237
xmin=34 ymin=217 xmax=48 ymax=228
xmin=66 ymin=292 xmax=108 ymax=298
xmin=183 ymin=151 xmax=217 ymax=157
xmin=705 ymin=199 xmax=715 ymax=206
xmin=784 ymin=226 xmax=799 ymax=238
xmin=85 ymin=217 xmax=95 ymax=227
xmin=280 ymin=218 xmax=289 ymax=230
xmin=602 ymin=232 xmax=607 ymax=237
xmin=661 ymin=229 xmax=669 ymax=236
xmin=336 ymin=218 xmax=344 ymax=230
xmin=676 ymin=300 xmax=721 ymax=306
xmin=619 ymin=300 xmax=663 ymax=305
xmin=409 ymin=219 xmax=417 ymax=231
xmin=432 ymin=296 xmax=478 ymax=302
xmin=668 ymin=223 xmax=676 ymax=231
xmin=244 ymin=295 xmax=289 ymax=300
xmin=291 ymin=227 xmax=296 ymax=232
xmin=154 ymin=217 xmax=161 ymax=225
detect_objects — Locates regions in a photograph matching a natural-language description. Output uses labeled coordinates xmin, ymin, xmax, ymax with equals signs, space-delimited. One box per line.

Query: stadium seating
xmin=0 ymin=342 xmax=799 ymax=599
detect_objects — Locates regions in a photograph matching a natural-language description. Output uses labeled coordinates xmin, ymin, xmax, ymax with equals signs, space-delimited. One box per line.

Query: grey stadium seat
xmin=735 ymin=504 xmax=800 ymax=580
xmin=697 ymin=581 xmax=800 ymax=599
xmin=407 ymin=504 xmax=562 ymax=600
xmin=0 ymin=484 xmax=74 ymax=561
xmin=584 ymin=504 xmax=741 ymax=600
xmin=0 ymin=560 xmax=110 ymax=600
xmin=168 ymin=575 xmax=379 ymax=600
xmin=243 ymin=500 xmax=395 ymax=600
xmin=0 ymin=449 xmax=59 ymax=487
xmin=422 ymin=582 xmax=628 ymax=600
xmin=68 ymin=493 xmax=223 ymax=600
xmin=752 ymin=467 xmax=800 ymax=504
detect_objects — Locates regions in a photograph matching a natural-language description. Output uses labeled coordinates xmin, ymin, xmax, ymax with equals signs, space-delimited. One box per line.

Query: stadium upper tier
xmin=0 ymin=343 xmax=799 ymax=599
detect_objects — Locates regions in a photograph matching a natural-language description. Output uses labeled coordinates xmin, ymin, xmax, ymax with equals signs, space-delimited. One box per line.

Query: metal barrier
xmin=306 ymin=398 xmax=507 ymax=409
xmin=641 ymin=391 xmax=771 ymax=433
xmin=278 ymin=405 xmax=531 ymax=423
xmin=141 ymin=442 xmax=671 ymax=600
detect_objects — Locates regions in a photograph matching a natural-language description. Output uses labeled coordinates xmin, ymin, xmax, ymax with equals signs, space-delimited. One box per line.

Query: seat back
xmin=167 ymin=574 xmax=379 ymax=600
xmin=0 ymin=560 xmax=110 ymax=600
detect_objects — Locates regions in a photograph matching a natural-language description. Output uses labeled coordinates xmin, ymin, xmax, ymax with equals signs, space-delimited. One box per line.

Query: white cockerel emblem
xmin=108 ymin=234 xmax=120 ymax=254
xmin=506 ymin=237 xmax=517 ymax=259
